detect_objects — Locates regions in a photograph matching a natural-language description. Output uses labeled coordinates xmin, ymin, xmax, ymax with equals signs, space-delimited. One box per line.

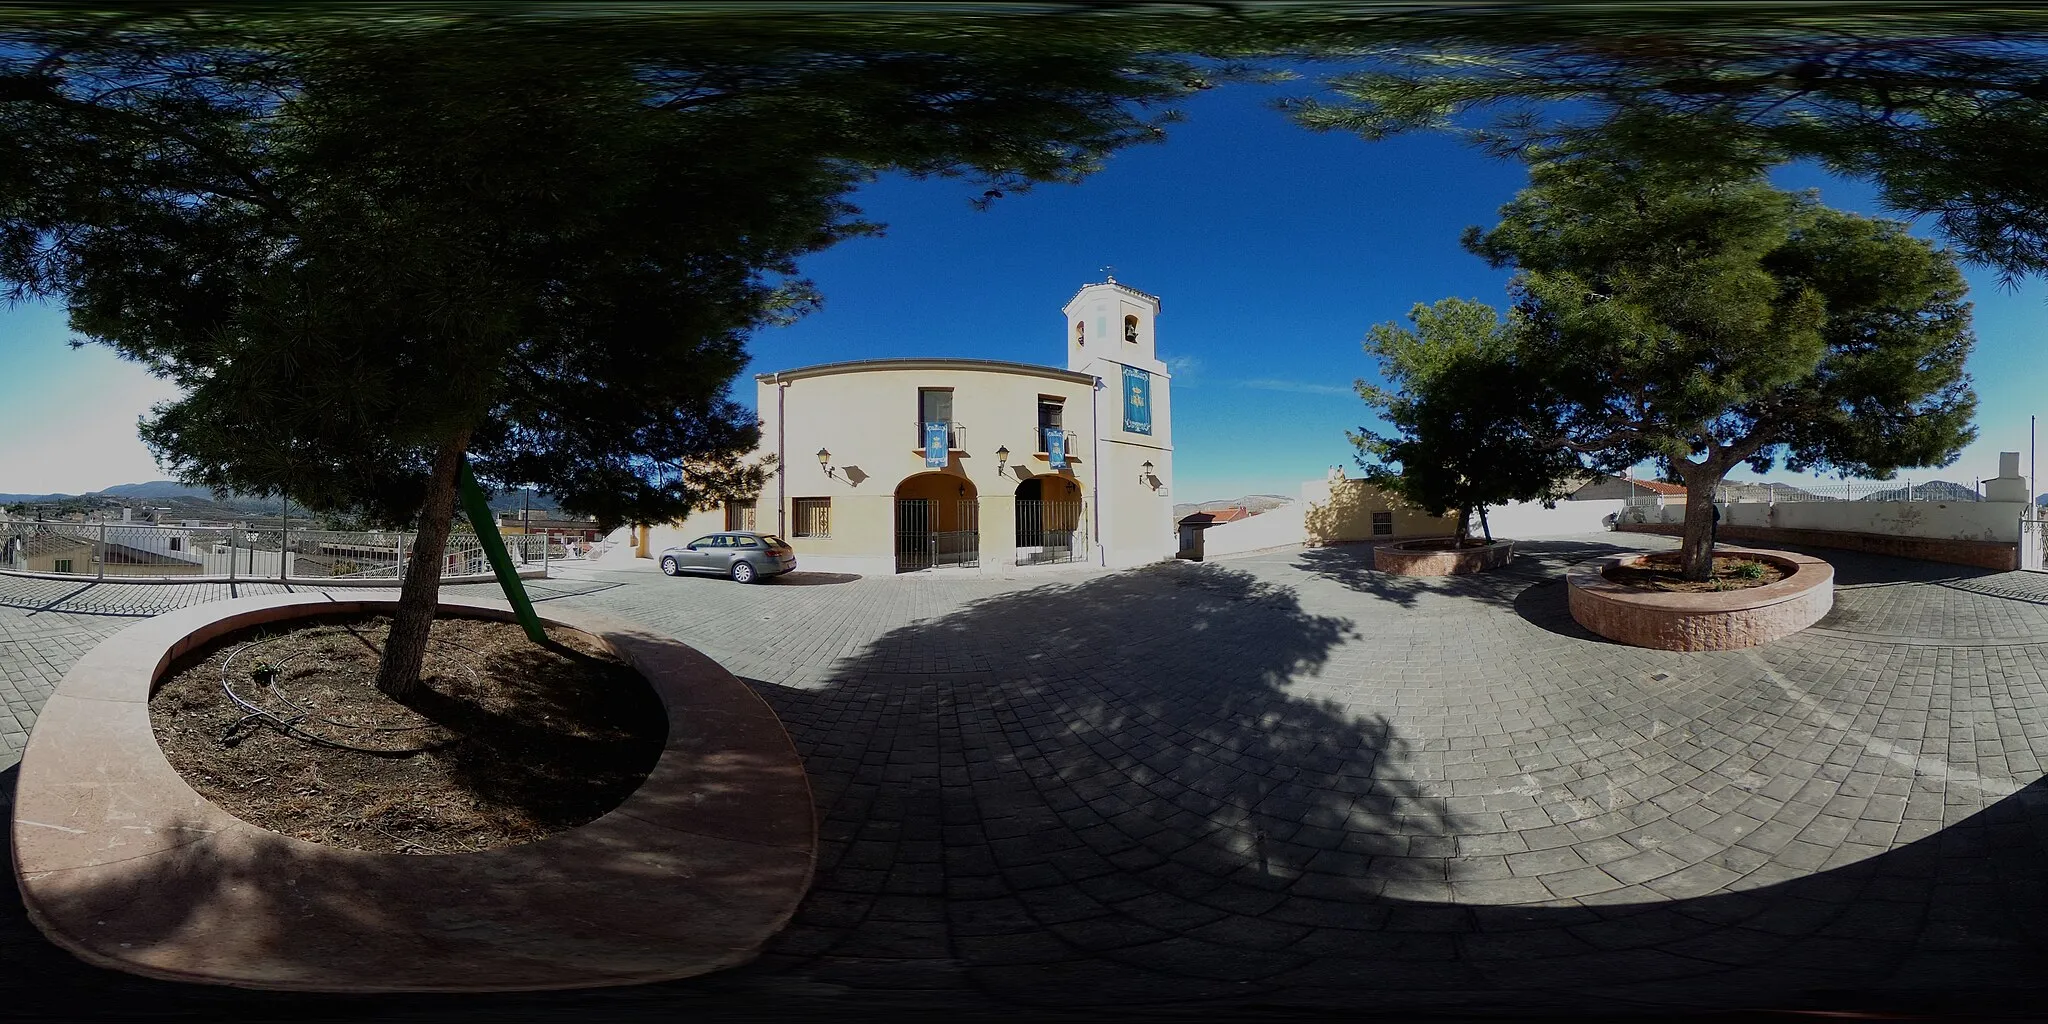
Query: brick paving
xmin=5 ymin=536 xmax=2048 ymax=1019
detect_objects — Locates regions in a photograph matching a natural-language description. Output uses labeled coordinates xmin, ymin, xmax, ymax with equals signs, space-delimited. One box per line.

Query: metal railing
xmin=0 ymin=519 xmax=572 ymax=583
xmin=2023 ymin=507 xmax=2047 ymax=573
xmin=1715 ymin=478 xmax=1985 ymax=503
xmin=912 ymin=420 xmax=966 ymax=450
xmin=1035 ymin=429 xmax=1078 ymax=453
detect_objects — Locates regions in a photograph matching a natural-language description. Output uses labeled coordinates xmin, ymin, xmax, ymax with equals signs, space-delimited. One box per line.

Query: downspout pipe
xmin=774 ymin=374 xmax=788 ymax=537
xmin=1092 ymin=373 xmax=1104 ymax=566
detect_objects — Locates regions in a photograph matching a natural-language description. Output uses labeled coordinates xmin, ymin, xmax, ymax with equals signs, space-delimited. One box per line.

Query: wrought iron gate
xmin=1016 ymin=499 xmax=1084 ymax=565
xmin=936 ymin=499 xmax=980 ymax=568
xmin=2023 ymin=506 xmax=2047 ymax=573
xmin=896 ymin=498 xmax=980 ymax=572
xmin=896 ymin=498 xmax=933 ymax=572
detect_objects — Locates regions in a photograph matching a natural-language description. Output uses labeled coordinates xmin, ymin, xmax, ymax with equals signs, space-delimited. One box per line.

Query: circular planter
xmin=1567 ymin=547 xmax=1833 ymax=651
xmin=11 ymin=593 xmax=816 ymax=992
xmin=1373 ymin=538 xmax=1515 ymax=576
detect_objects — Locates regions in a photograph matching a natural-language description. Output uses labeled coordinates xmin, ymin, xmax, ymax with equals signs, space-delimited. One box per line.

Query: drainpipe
xmin=1091 ymin=373 xmax=1104 ymax=566
xmin=774 ymin=374 xmax=788 ymax=537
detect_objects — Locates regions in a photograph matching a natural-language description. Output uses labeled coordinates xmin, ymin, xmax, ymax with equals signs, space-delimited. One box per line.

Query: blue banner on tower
xmin=1046 ymin=428 xmax=1067 ymax=468
xmin=923 ymin=421 xmax=949 ymax=467
xmin=1122 ymin=365 xmax=1152 ymax=435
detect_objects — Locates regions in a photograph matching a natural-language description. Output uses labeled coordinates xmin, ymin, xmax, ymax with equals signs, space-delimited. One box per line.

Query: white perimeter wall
xmin=1479 ymin=499 xmax=1629 ymax=538
xmin=1651 ymin=500 xmax=2027 ymax=543
xmin=1198 ymin=502 xmax=1307 ymax=557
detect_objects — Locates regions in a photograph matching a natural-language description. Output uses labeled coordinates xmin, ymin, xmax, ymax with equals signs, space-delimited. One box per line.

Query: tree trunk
xmin=1453 ymin=506 xmax=1470 ymax=544
xmin=374 ymin=430 xmax=472 ymax=700
xmin=1678 ymin=470 xmax=1724 ymax=582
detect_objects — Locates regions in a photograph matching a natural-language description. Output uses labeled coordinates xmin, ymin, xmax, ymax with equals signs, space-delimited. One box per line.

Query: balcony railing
xmin=913 ymin=420 xmax=965 ymax=451
xmin=1034 ymin=428 xmax=1078 ymax=453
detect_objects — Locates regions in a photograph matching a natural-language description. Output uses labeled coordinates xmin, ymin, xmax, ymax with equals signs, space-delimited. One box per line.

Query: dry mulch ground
xmin=1603 ymin=552 xmax=1789 ymax=593
xmin=150 ymin=614 xmax=666 ymax=855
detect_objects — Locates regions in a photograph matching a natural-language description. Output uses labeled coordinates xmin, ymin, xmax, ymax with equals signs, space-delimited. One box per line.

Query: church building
xmin=642 ymin=278 xmax=1176 ymax=575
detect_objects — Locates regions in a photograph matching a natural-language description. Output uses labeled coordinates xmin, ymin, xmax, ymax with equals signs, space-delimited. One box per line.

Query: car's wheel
xmin=660 ymin=556 xmax=682 ymax=577
xmin=731 ymin=560 xmax=756 ymax=584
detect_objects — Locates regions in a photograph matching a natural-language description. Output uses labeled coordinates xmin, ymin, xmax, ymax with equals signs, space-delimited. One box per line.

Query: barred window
xmin=725 ymin=499 xmax=756 ymax=531
xmin=1371 ymin=511 xmax=1393 ymax=536
xmin=793 ymin=498 xmax=831 ymax=538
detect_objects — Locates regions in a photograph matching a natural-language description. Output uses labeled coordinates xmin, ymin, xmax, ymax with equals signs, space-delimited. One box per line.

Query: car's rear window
xmin=759 ymin=535 xmax=788 ymax=548
xmin=733 ymin=536 xmax=761 ymax=548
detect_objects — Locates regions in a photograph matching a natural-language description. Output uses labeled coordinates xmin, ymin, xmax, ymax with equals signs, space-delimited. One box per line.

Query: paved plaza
xmin=6 ymin=534 xmax=2048 ymax=1019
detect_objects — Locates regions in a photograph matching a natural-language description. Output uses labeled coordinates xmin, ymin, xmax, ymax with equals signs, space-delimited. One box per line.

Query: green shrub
xmin=1733 ymin=561 xmax=1768 ymax=581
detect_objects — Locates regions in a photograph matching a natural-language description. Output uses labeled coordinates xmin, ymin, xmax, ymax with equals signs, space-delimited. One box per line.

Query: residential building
xmin=1568 ymin=474 xmax=1688 ymax=505
xmin=643 ymin=278 xmax=1177 ymax=574
xmin=497 ymin=510 xmax=605 ymax=542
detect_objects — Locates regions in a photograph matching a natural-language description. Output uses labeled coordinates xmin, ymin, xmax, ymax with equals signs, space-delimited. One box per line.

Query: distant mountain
xmin=1717 ymin=481 xmax=1829 ymax=503
xmin=96 ymin=480 xmax=220 ymax=500
xmin=1172 ymin=493 xmax=1294 ymax=520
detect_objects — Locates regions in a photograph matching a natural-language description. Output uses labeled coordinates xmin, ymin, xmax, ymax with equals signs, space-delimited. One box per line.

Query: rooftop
xmin=1063 ymin=277 xmax=1162 ymax=311
xmin=758 ymin=357 xmax=1096 ymax=386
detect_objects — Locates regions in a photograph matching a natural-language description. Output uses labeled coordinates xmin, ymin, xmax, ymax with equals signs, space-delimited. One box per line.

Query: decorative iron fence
xmin=1715 ymin=478 xmax=1985 ymax=503
xmin=0 ymin=520 xmax=570 ymax=582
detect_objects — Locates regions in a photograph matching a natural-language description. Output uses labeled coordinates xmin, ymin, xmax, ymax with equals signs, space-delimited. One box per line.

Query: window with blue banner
xmin=1045 ymin=428 xmax=1066 ymax=468
xmin=923 ymin=421 xmax=949 ymax=467
xmin=1122 ymin=365 xmax=1152 ymax=435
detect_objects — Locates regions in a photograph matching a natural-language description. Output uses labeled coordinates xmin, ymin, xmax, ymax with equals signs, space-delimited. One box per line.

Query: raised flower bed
xmin=1567 ymin=547 xmax=1833 ymax=651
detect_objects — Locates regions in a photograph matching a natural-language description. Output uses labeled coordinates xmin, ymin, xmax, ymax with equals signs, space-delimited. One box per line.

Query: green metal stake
xmin=456 ymin=461 xmax=548 ymax=645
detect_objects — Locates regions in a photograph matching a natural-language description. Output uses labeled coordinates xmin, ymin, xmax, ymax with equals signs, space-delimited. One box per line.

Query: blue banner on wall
xmin=923 ymin=421 xmax=949 ymax=467
xmin=1046 ymin=428 xmax=1067 ymax=468
xmin=1122 ymin=365 xmax=1152 ymax=435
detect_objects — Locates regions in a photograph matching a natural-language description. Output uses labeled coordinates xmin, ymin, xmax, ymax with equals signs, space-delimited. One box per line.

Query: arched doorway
xmin=1014 ymin=474 xmax=1084 ymax=565
xmin=895 ymin=473 xmax=979 ymax=572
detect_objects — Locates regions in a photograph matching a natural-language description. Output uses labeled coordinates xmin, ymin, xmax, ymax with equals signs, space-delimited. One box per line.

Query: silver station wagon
xmin=658 ymin=530 xmax=797 ymax=584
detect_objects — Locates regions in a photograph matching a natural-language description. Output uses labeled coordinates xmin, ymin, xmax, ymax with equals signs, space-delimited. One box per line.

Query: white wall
xmin=1651 ymin=499 xmax=2028 ymax=543
xmin=1198 ymin=502 xmax=1306 ymax=557
xmin=1478 ymin=499 xmax=1627 ymax=538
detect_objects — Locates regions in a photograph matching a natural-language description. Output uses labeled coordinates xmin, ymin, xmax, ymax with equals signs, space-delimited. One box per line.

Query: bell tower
xmin=1065 ymin=272 xmax=1163 ymax=376
xmin=1062 ymin=274 xmax=1174 ymax=568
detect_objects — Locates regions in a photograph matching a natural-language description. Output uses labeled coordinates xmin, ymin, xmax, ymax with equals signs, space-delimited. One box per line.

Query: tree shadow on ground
xmin=13 ymin=556 xmax=2048 ymax=1019
xmin=710 ymin=559 xmax=2048 ymax=1015
xmin=1292 ymin=537 xmax=1651 ymax=610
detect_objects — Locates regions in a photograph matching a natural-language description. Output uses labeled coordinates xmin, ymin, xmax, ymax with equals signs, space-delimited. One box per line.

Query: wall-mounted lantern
xmin=817 ymin=448 xmax=833 ymax=476
xmin=995 ymin=445 xmax=1010 ymax=475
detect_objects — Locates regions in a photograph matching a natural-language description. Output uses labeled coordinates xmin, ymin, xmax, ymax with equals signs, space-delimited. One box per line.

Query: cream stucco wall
xmin=1300 ymin=479 xmax=1458 ymax=546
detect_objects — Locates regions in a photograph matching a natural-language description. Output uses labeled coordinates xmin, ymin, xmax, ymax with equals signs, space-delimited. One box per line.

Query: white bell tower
xmin=1065 ymin=272 xmax=1163 ymax=376
xmin=1063 ymin=274 xmax=1174 ymax=567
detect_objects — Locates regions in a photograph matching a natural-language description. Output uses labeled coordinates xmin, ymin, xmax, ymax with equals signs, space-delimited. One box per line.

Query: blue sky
xmin=2 ymin=78 xmax=2044 ymax=501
